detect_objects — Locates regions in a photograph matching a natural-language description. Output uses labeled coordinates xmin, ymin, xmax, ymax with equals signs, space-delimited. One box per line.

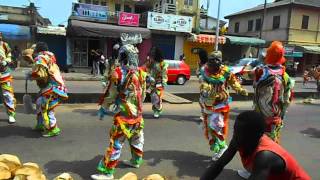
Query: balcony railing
xmin=200 ymin=8 xmax=208 ymax=17
xmin=153 ymin=3 xmax=176 ymax=14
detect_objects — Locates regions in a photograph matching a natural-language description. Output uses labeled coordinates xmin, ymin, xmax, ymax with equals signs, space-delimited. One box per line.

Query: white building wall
xmin=174 ymin=35 xmax=184 ymax=60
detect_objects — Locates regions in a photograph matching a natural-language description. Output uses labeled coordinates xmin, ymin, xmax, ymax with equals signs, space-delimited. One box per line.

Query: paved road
xmin=11 ymin=79 xmax=319 ymax=94
xmin=0 ymin=102 xmax=319 ymax=179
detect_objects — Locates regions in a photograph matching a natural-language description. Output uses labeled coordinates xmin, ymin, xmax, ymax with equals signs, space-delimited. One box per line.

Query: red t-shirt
xmin=239 ymin=135 xmax=310 ymax=180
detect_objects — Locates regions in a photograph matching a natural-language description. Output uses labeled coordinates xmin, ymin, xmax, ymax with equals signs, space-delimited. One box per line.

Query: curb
xmin=13 ymin=76 xmax=101 ymax=81
xmin=13 ymin=91 xmax=320 ymax=104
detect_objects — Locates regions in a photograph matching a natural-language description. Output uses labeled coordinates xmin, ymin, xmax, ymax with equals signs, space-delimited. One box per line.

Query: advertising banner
xmin=72 ymin=3 xmax=107 ymax=20
xmin=147 ymin=12 xmax=192 ymax=33
xmin=118 ymin=12 xmax=140 ymax=26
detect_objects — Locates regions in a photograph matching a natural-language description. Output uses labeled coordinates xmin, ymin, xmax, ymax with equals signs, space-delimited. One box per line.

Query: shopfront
xmin=67 ymin=3 xmax=151 ymax=68
xmin=184 ymin=34 xmax=226 ymax=70
xmin=147 ymin=12 xmax=192 ymax=61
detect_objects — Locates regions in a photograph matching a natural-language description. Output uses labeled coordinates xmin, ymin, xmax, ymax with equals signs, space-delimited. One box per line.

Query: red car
xmin=165 ymin=60 xmax=191 ymax=85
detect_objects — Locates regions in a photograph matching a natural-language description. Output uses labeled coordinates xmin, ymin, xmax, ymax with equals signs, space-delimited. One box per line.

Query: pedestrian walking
xmin=0 ymin=32 xmax=16 ymax=124
xmin=11 ymin=46 xmax=21 ymax=69
xmin=91 ymin=49 xmax=101 ymax=76
xmin=145 ymin=47 xmax=168 ymax=118
xmin=200 ymin=111 xmax=311 ymax=180
xmin=91 ymin=43 xmax=147 ymax=180
xmin=22 ymin=42 xmax=68 ymax=137
xmin=198 ymin=50 xmax=248 ymax=161
xmin=97 ymin=49 xmax=106 ymax=75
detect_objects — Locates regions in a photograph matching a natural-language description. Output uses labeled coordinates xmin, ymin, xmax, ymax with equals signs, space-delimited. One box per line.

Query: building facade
xmin=225 ymin=0 xmax=320 ymax=72
xmin=0 ymin=3 xmax=52 ymax=66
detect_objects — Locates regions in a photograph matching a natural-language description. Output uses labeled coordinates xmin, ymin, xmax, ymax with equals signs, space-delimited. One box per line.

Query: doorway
xmin=88 ymin=39 xmax=101 ymax=67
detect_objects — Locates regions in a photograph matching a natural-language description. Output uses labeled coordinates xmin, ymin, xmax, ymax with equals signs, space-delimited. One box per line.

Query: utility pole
xmin=214 ymin=0 xmax=221 ymax=51
xmin=259 ymin=0 xmax=267 ymax=39
xmin=205 ymin=0 xmax=210 ymax=30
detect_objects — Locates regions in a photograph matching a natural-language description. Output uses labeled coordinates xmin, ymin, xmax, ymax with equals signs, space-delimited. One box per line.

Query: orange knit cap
xmin=265 ymin=41 xmax=286 ymax=65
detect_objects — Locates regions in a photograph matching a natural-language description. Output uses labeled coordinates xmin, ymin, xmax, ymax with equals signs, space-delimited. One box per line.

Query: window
xmin=93 ymin=0 xmax=99 ymax=5
xmin=235 ymin=22 xmax=240 ymax=33
xmin=124 ymin=4 xmax=132 ymax=12
xmin=248 ymin=20 xmax=253 ymax=31
xmin=115 ymin=4 xmax=121 ymax=12
xmin=255 ymin=18 xmax=262 ymax=31
xmin=184 ymin=0 xmax=193 ymax=6
xmin=273 ymin=15 xmax=280 ymax=29
xmin=100 ymin=0 xmax=107 ymax=6
xmin=302 ymin=15 xmax=309 ymax=29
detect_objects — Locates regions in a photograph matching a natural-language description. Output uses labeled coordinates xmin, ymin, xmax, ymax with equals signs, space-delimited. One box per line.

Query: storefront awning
xmin=225 ymin=36 xmax=265 ymax=46
xmin=37 ymin=26 xmax=66 ymax=36
xmin=296 ymin=45 xmax=320 ymax=55
xmin=187 ymin=34 xmax=226 ymax=44
xmin=67 ymin=20 xmax=151 ymax=39
xmin=0 ymin=24 xmax=31 ymax=40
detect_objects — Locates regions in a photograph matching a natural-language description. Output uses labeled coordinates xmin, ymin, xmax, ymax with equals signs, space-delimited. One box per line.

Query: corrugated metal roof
xmin=225 ymin=0 xmax=320 ymax=18
xmin=37 ymin=26 xmax=66 ymax=36
xmin=225 ymin=36 xmax=266 ymax=46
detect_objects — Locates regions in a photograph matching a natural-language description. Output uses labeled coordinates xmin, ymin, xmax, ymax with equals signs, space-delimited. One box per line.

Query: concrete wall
xmin=228 ymin=6 xmax=289 ymax=42
xmin=288 ymin=6 xmax=320 ymax=45
xmin=174 ymin=35 xmax=184 ymax=60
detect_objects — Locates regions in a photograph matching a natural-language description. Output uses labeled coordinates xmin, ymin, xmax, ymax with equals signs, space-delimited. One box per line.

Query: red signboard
xmin=118 ymin=12 xmax=140 ymax=27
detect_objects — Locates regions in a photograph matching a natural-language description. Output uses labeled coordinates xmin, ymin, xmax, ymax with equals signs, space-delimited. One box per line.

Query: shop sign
xmin=0 ymin=14 xmax=8 ymax=20
xmin=188 ymin=34 xmax=226 ymax=44
xmin=72 ymin=3 xmax=107 ymax=20
xmin=147 ymin=12 xmax=192 ymax=33
xmin=121 ymin=33 xmax=142 ymax=45
xmin=284 ymin=46 xmax=303 ymax=58
xmin=118 ymin=12 xmax=140 ymax=27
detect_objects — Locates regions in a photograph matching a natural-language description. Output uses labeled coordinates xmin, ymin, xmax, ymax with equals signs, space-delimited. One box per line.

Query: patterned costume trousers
xmin=0 ymin=80 xmax=16 ymax=117
xmin=101 ymin=123 xmax=144 ymax=174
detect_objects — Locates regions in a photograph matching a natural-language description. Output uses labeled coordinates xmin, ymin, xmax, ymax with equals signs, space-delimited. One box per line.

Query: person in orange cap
xmin=250 ymin=41 xmax=295 ymax=144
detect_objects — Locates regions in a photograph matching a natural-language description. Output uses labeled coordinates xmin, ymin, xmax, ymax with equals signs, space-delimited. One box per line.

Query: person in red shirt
xmin=200 ymin=111 xmax=310 ymax=180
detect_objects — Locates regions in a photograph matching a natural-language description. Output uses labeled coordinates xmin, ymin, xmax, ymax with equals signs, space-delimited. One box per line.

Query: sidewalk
xmin=10 ymin=68 xmax=319 ymax=104
xmin=12 ymin=68 xmax=102 ymax=81
xmin=12 ymin=68 xmax=313 ymax=83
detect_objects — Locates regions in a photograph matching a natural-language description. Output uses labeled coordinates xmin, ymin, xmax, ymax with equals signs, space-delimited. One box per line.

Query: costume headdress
xmin=265 ymin=41 xmax=286 ymax=65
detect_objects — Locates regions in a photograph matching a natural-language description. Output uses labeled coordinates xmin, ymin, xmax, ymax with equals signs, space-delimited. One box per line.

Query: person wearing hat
xmin=0 ymin=32 xmax=17 ymax=124
xmin=22 ymin=42 xmax=68 ymax=137
xmin=199 ymin=50 xmax=248 ymax=161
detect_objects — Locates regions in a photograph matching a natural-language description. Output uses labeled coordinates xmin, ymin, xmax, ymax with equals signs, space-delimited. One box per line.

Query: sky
xmin=0 ymin=0 xmax=274 ymax=25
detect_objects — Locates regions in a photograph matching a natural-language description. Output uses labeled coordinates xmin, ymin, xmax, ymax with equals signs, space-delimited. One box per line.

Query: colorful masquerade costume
xmin=199 ymin=64 xmax=247 ymax=159
xmin=252 ymin=65 xmax=294 ymax=143
xmin=98 ymin=58 xmax=119 ymax=119
xmin=0 ymin=41 xmax=16 ymax=122
xmin=31 ymin=51 xmax=68 ymax=137
xmin=93 ymin=43 xmax=147 ymax=179
xmin=240 ymin=41 xmax=294 ymax=144
xmin=146 ymin=61 xmax=168 ymax=117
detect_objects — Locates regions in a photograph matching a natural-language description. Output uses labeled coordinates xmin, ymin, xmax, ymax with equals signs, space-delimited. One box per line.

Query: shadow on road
xmin=301 ymin=128 xmax=320 ymax=138
xmin=72 ymin=109 xmax=97 ymax=116
xmin=0 ymin=124 xmax=41 ymax=138
xmin=45 ymin=155 xmax=103 ymax=179
xmin=143 ymin=150 xmax=240 ymax=179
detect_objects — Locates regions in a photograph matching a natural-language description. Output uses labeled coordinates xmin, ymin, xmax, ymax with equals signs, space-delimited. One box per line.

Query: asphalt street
xmin=0 ymin=102 xmax=319 ymax=179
